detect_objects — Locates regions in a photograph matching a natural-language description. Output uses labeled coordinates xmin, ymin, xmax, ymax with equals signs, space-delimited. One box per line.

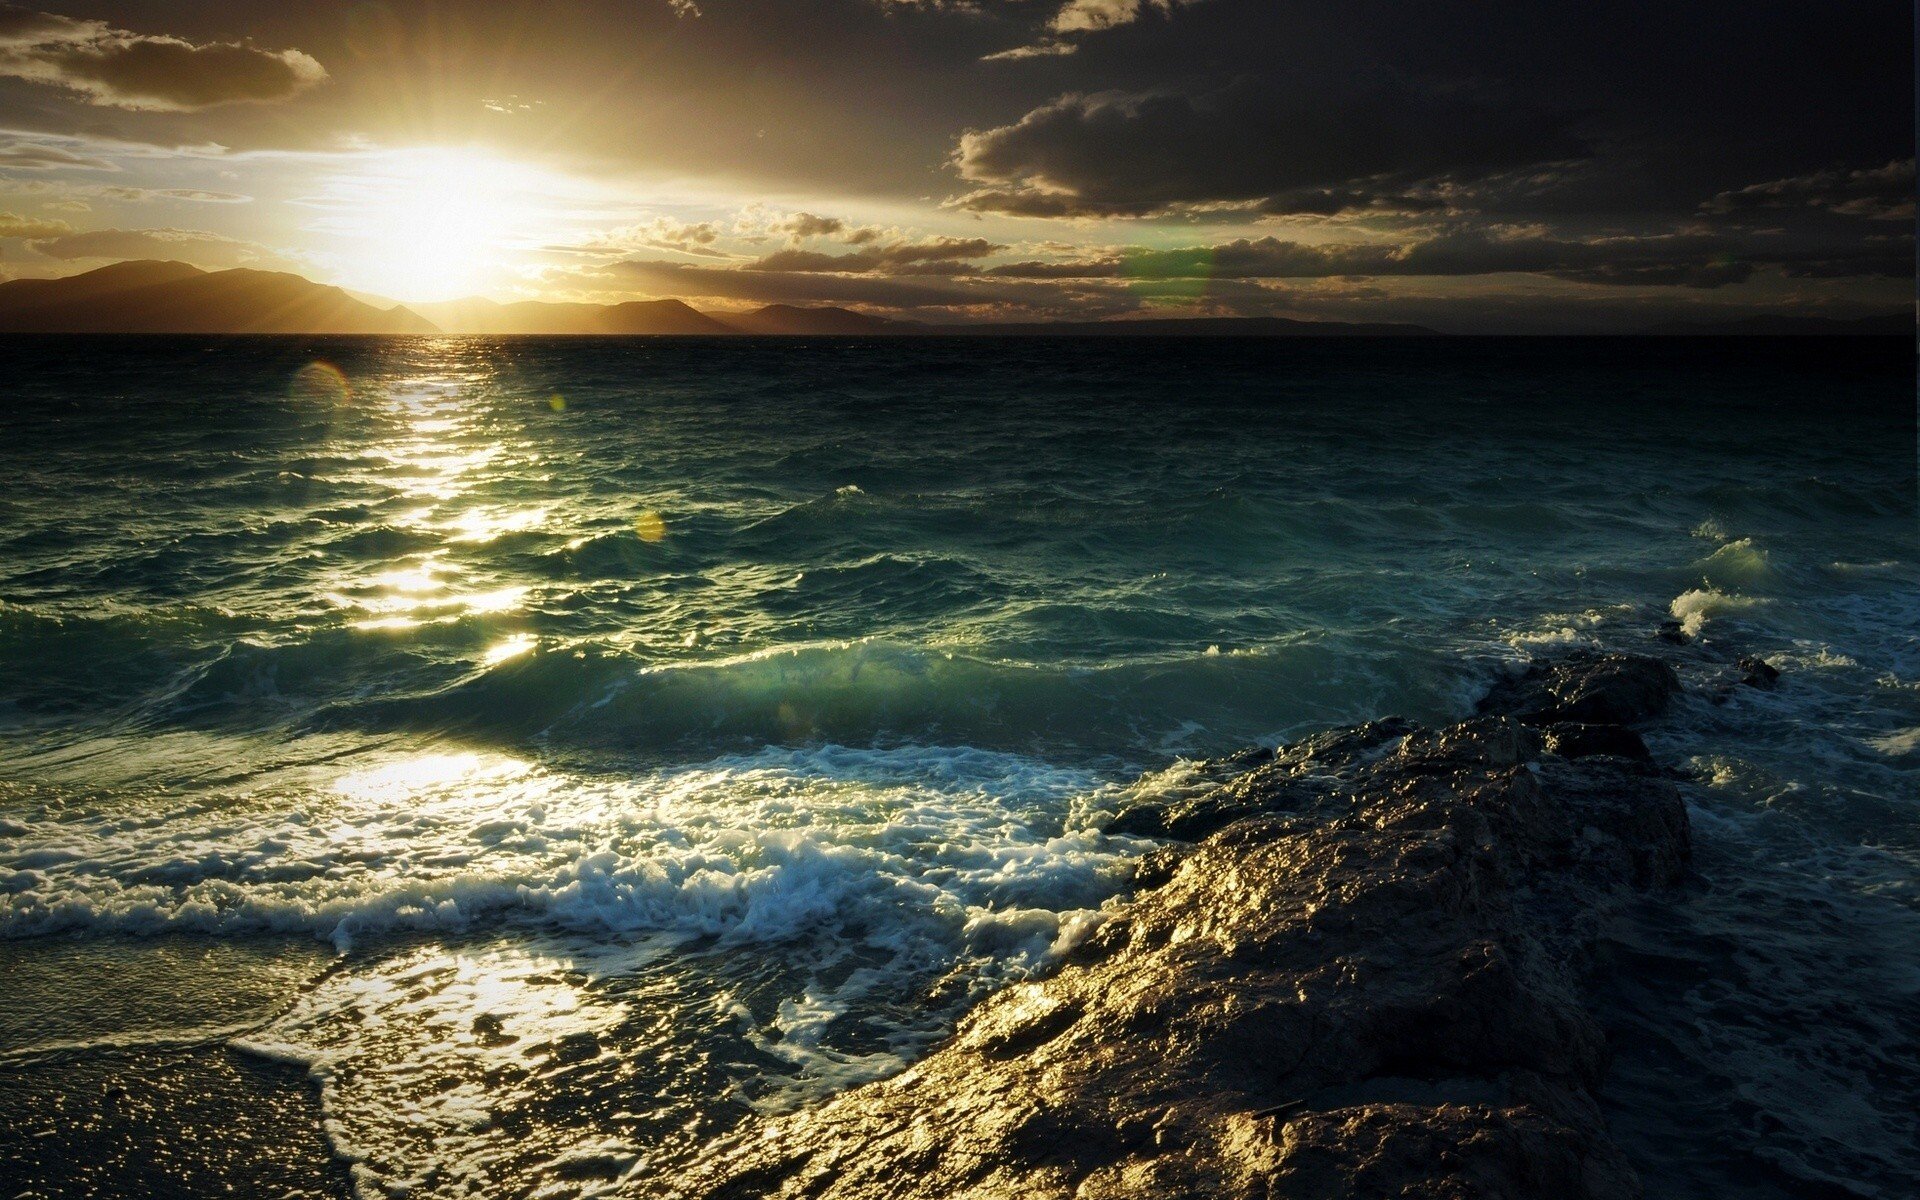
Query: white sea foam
xmin=4 ymin=740 xmax=1140 ymax=1194
xmin=0 ymin=744 xmax=1131 ymax=955
xmin=1494 ymin=604 xmax=1635 ymax=654
xmin=89 ymin=742 xmax=1145 ymax=1199
xmin=1669 ymin=587 xmax=1768 ymax=637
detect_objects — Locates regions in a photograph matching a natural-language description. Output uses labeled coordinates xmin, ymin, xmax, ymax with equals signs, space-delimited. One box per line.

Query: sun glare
xmin=315 ymin=147 xmax=549 ymax=303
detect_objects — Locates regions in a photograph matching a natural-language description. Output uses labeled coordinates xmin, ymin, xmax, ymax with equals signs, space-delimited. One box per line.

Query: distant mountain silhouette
xmin=21 ymin=260 xmax=1898 ymax=338
xmin=1638 ymin=312 xmax=1913 ymax=336
xmin=0 ymin=261 xmax=435 ymax=334
xmin=716 ymin=304 xmax=919 ymax=335
xmin=0 ymin=261 xmax=1443 ymax=335
xmin=949 ymin=315 xmax=1439 ymax=337
xmin=414 ymin=296 xmax=732 ymax=334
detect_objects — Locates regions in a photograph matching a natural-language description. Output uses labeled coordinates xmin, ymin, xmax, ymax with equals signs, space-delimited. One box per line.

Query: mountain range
xmin=1635 ymin=312 xmax=1914 ymax=336
xmin=0 ymin=261 xmax=438 ymax=335
xmin=0 ymin=261 xmax=1909 ymax=336
xmin=0 ymin=260 xmax=1440 ymax=336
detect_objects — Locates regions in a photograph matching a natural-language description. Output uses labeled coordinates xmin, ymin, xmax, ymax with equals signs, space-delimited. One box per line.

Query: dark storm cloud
xmin=0 ymin=0 xmax=1906 ymax=326
xmin=0 ymin=4 xmax=325 ymax=110
xmin=954 ymin=72 xmax=1585 ymax=217
xmin=944 ymin=0 xmax=1912 ymax=267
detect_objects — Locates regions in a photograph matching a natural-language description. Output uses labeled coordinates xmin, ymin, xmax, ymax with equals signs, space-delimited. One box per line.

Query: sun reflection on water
xmin=332 ymin=751 xmax=534 ymax=808
xmin=447 ymin=506 xmax=550 ymax=543
xmin=316 ymin=356 xmax=557 ymax=637
xmin=483 ymin=633 xmax=538 ymax=665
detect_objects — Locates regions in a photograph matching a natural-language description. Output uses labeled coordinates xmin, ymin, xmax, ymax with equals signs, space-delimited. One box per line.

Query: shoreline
xmin=678 ymin=647 xmax=1710 ymax=1199
xmin=0 ymin=642 xmax=1794 ymax=1198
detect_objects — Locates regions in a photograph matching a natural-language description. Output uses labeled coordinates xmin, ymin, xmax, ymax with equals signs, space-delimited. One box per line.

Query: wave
xmin=0 ymin=742 xmax=1136 ymax=957
xmin=345 ymin=635 xmax=1470 ymax=757
xmin=1669 ymin=587 xmax=1769 ymax=637
xmin=1695 ymin=536 xmax=1772 ymax=588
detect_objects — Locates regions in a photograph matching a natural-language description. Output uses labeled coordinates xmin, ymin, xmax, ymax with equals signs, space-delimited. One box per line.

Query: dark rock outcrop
xmin=1476 ymin=650 xmax=1680 ymax=727
xmin=678 ymin=654 xmax=1691 ymax=1200
xmin=1539 ymin=723 xmax=1652 ymax=762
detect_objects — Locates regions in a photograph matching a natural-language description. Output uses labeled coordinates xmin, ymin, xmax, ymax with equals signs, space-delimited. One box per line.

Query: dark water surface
xmin=0 ymin=336 xmax=1914 ymax=1198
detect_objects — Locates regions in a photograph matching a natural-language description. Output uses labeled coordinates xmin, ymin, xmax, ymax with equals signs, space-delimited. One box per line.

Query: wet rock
xmin=1478 ymin=651 xmax=1680 ymax=728
xmin=547 ymin=1032 xmax=601 ymax=1064
xmin=1737 ymin=655 xmax=1780 ymax=689
xmin=1108 ymin=719 xmax=1414 ymax=840
xmin=677 ymin=681 xmax=1691 ymax=1200
xmin=471 ymin=1013 xmax=518 ymax=1048
xmin=1541 ymin=723 xmax=1652 ymax=762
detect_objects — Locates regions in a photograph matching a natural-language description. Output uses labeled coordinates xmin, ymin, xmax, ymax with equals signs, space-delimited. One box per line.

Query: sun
xmin=314 ymin=146 xmax=547 ymax=304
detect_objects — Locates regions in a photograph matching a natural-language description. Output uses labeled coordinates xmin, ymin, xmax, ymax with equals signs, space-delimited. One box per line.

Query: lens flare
xmin=291 ymin=361 xmax=352 ymax=404
xmin=635 ymin=510 xmax=668 ymax=542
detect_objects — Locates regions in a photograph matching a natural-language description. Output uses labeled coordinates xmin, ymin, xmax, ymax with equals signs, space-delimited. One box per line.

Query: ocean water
xmin=0 ymin=335 xmax=1912 ymax=1198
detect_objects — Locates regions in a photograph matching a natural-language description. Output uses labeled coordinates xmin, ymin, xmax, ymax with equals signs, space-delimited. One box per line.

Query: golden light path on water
xmin=318 ymin=356 xmax=554 ymax=670
xmin=259 ymin=362 xmax=712 ymax=1191
xmin=312 ymin=353 xmax=675 ymax=690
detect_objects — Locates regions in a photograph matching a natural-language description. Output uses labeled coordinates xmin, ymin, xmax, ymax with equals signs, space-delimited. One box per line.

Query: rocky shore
xmin=680 ymin=651 xmax=1696 ymax=1199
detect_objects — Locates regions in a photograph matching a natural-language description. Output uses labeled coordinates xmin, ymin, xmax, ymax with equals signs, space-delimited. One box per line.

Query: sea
xmin=0 ymin=335 xmax=1913 ymax=1199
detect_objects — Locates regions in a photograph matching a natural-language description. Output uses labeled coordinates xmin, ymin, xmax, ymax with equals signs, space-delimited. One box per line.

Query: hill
xmin=0 ymin=261 xmax=436 ymax=334
xmin=715 ymin=304 xmax=920 ymax=335
xmin=1638 ymin=312 xmax=1913 ymax=336
xmin=955 ymin=315 xmax=1440 ymax=337
xmin=413 ymin=296 xmax=732 ymax=335
xmin=0 ymin=262 xmax=1446 ymax=336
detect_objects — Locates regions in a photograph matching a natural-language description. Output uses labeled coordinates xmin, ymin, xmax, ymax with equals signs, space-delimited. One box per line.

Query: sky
xmin=0 ymin=0 xmax=1910 ymax=330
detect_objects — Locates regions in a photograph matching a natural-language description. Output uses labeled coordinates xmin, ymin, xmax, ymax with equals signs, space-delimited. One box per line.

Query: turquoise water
xmin=0 ymin=336 xmax=1914 ymax=1197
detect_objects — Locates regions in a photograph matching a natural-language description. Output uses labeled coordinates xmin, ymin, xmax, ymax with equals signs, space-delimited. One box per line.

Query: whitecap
xmin=1669 ymin=587 xmax=1768 ymax=637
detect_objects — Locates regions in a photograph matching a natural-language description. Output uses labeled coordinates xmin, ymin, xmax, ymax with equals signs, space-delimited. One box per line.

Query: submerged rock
xmin=1737 ymin=655 xmax=1781 ymax=689
xmin=679 ymin=654 xmax=1692 ymax=1200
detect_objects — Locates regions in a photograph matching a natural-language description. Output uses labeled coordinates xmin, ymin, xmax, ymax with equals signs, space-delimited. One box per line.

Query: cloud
xmin=575 ymin=256 xmax=1125 ymax=316
xmin=981 ymin=0 xmax=1201 ymax=58
xmin=980 ymin=40 xmax=1076 ymax=62
xmin=953 ymin=73 xmax=1585 ymax=219
xmin=1049 ymin=0 xmax=1182 ymax=34
xmin=1703 ymin=159 xmax=1915 ymax=222
xmin=27 ymin=225 xmax=298 ymax=270
xmin=776 ymin=212 xmax=847 ymax=240
xmin=0 ymin=4 xmax=326 ymax=110
xmin=0 ymin=210 xmax=71 ymax=237
xmin=985 ymin=228 xmax=1912 ymax=289
xmin=569 ymin=216 xmax=729 ymax=258
xmin=0 ymin=134 xmax=115 ymax=170
xmin=747 ymin=235 xmax=1001 ymax=274
xmin=0 ymin=176 xmax=250 ymax=206
xmin=95 ymin=187 xmax=251 ymax=204
xmin=731 ymin=208 xmax=888 ymax=245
